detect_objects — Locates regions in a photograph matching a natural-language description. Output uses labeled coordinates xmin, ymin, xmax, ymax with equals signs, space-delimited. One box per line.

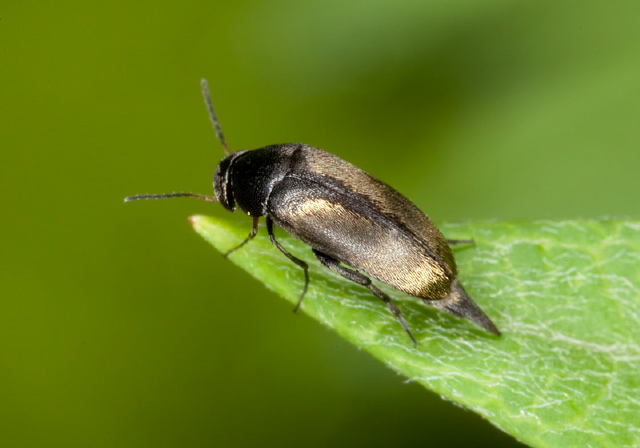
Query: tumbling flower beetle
xmin=126 ymin=80 xmax=500 ymax=344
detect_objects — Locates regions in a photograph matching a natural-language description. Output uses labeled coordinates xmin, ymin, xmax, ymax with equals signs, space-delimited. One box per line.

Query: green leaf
xmin=191 ymin=216 xmax=640 ymax=448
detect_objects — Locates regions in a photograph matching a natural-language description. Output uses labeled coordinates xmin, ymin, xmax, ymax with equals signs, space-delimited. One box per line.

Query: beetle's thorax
xmin=213 ymin=144 xmax=300 ymax=217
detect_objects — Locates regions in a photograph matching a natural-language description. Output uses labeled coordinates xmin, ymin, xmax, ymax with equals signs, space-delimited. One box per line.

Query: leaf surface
xmin=191 ymin=216 xmax=640 ymax=448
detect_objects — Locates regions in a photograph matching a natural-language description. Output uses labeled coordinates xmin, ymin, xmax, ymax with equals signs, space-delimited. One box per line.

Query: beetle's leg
xmin=447 ymin=239 xmax=474 ymax=246
xmin=225 ymin=216 xmax=260 ymax=257
xmin=266 ymin=216 xmax=310 ymax=313
xmin=312 ymin=249 xmax=417 ymax=345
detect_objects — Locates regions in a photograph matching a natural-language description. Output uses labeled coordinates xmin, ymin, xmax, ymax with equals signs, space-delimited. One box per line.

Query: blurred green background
xmin=1 ymin=1 xmax=639 ymax=447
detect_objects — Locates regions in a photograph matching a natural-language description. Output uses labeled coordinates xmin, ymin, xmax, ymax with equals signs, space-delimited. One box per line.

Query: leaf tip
xmin=189 ymin=214 xmax=203 ymax=228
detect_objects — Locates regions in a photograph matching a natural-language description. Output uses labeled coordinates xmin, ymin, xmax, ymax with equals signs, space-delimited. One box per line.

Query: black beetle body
xmin=216 ymin=143 xmax=500 ymax=342
xmin=126 ymin=80 xmax=500 ymax=344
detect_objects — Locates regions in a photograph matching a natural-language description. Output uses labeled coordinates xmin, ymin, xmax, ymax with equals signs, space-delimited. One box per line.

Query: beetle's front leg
xmin=225 ymin=216 xmax=260 ymax=257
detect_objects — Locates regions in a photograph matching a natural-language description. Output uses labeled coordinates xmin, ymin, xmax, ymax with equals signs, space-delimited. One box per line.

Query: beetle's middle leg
xmin=312 ymin=249 xmax=417 ymax=345
xmin=266 ymin=217 xmax=310 ymax=313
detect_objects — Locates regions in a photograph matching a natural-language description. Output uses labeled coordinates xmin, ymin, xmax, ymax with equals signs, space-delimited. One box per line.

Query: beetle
xmin=125 ymin=80 xmax=500 ymax=344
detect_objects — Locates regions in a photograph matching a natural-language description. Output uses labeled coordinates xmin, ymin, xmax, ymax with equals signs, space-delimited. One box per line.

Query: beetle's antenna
xmin=201 ymin=79 xmax=230 ymax=156
xmin=124 ymin=193 xmax=218 ymax=202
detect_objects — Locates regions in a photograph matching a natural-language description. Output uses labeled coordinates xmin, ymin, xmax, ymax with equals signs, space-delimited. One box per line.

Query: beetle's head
xmin=213 ymin=150 xmax=249 ymax=211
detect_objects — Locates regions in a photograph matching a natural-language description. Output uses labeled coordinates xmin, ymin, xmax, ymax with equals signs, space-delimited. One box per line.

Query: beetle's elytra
xmin=126 ymin=80 xmax=500 ymax=344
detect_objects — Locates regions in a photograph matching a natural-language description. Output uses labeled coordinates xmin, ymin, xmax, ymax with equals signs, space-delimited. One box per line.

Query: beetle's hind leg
xmin=447 ymin=239 xmax=474 ymax=246
xmin=312 ymin=250 xmax=417 ymax=345
xmin=225 ymin=216 xmax=261 ymax=257
xmin=266 ymin=217 xmax=310 ymax=313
